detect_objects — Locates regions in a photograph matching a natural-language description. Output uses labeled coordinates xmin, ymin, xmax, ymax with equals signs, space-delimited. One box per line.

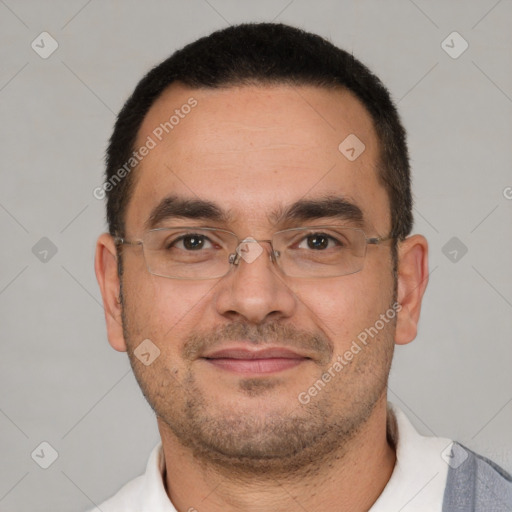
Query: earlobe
xmin=94 ymin=233 xmax=127 ymax=352
xmin=394 ymin=234 xmax=429 ymax=346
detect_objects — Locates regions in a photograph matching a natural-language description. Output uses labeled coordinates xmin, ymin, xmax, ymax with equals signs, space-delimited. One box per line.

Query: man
xmin=93 ymin=22 xmax=512 ymax=511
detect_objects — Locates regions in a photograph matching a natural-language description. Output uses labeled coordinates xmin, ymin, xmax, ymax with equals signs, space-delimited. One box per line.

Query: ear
xmin=94 ymin=233 xmax=127 ymax=352
xmin=394 ymin=234 xmax=429 ymax=346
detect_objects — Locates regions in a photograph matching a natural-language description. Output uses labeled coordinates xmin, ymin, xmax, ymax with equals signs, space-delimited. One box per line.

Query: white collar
xmin=97 ymin=402 xmax=452 ymax=512
xmin=369 ymin=402 xmax=451 ymax=511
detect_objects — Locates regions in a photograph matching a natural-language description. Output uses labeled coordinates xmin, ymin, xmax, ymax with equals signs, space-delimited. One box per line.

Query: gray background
xmin=0 ymin=0 xmax=511 ymax=511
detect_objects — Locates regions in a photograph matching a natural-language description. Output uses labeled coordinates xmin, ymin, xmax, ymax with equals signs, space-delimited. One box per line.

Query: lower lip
xmin=204 ymin=357 xmax=306 ymax=374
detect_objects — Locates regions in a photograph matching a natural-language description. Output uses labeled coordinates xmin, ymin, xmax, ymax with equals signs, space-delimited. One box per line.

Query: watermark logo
xmin=134 ymin=339 xmax=161 ymax=366
xmin=441 ymin=442 xmax=468 ymax=469
xmin=442 ymin=236 xmax=468 ymax=263
xmin=32 ymin=237 xmax=58 ymax=263
xmin=31 ymin=32 xmax=59 ymax=59
xmin=338 ymin=134 xmax=366 ymax=162
xmin=31 ymin=441 xmax=59 ymax=469
xmin=441 ymin=31 xmax=469 ymax=59
xmin=236 ymin=237 xmax=264 ymax=264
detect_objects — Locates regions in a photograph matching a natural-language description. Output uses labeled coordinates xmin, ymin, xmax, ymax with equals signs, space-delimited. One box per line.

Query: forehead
xmin=125 ymin=82 xmax=390 ymax=235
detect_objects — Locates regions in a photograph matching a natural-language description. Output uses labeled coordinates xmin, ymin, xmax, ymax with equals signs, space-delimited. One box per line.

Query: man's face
xmin=117 ymin=83 xmax=397 ymax=473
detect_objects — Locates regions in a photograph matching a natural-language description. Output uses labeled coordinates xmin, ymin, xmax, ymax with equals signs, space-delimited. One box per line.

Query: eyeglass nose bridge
xmin=228 ymin=237 xmax=280 ymax=266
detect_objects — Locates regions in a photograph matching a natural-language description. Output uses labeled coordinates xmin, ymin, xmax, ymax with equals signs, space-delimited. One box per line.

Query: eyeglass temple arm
xmin=367 ymin=234 xmax=395 ymax=245
xmin=113 ymin=237 xmax=142 ymax=246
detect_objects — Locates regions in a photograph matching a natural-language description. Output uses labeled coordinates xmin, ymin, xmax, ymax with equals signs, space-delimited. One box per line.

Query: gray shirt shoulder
xmin=442 ymin=442 xmax=512 ymax=511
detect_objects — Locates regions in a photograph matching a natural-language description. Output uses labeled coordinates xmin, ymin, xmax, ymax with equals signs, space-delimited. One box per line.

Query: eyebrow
xmin=145 ymin=194 xmax=365 ymax=231
xmin=270 ymin=195 xmax=365 ymax=228
xmin=145 ymin=196 xmax=231 ymax=231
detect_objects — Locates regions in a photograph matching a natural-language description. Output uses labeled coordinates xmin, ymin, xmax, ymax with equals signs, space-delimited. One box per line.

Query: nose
xmin=213 ymin=239 xmax=297 ymax=324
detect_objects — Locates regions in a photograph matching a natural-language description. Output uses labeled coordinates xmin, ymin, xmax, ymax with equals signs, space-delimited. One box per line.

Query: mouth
xmin=201 ymin=346 xmax=312 ymax=375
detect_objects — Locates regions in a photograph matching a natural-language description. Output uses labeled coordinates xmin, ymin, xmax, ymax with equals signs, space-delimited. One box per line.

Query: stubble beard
xmin=156 ymin=363 xmax=391 ymax=480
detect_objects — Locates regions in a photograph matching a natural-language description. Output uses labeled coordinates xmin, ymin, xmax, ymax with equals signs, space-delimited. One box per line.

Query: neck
xmin=158 ymin=397 xmax=396 ymax=512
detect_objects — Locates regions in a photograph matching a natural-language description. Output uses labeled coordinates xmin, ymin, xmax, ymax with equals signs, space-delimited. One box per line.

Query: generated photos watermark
xmin=298 ymin=302 xmax=402 ymax=405
xmin=93 ymin=97 xmax=198 ymax=200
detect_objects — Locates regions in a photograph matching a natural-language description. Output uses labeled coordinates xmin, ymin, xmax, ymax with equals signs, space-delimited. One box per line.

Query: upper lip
xmin=202 ymin=346 xmax=310 ymax=360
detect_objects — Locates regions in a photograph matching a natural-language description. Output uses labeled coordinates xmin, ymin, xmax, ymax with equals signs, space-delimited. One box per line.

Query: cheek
xmin=123 ymin=272 xmax=214 ymax=347
xmin=294 ymin=270 xmax=394 ymax=346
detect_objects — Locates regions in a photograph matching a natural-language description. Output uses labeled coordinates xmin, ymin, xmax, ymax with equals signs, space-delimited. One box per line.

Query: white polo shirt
xmin=87 ymin=402 xmax=452 ymax=512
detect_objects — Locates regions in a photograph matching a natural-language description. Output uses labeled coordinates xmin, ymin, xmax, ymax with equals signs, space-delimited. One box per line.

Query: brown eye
xmin=298 ymin=233 xmax=341 ymax=250
xmin=168 ymin=234 xmax=213 ymax=251
xmin=307 ymin=234 xmax=329 ymax=250
xmin=182 ymin=235 xmax=206 ymax=250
